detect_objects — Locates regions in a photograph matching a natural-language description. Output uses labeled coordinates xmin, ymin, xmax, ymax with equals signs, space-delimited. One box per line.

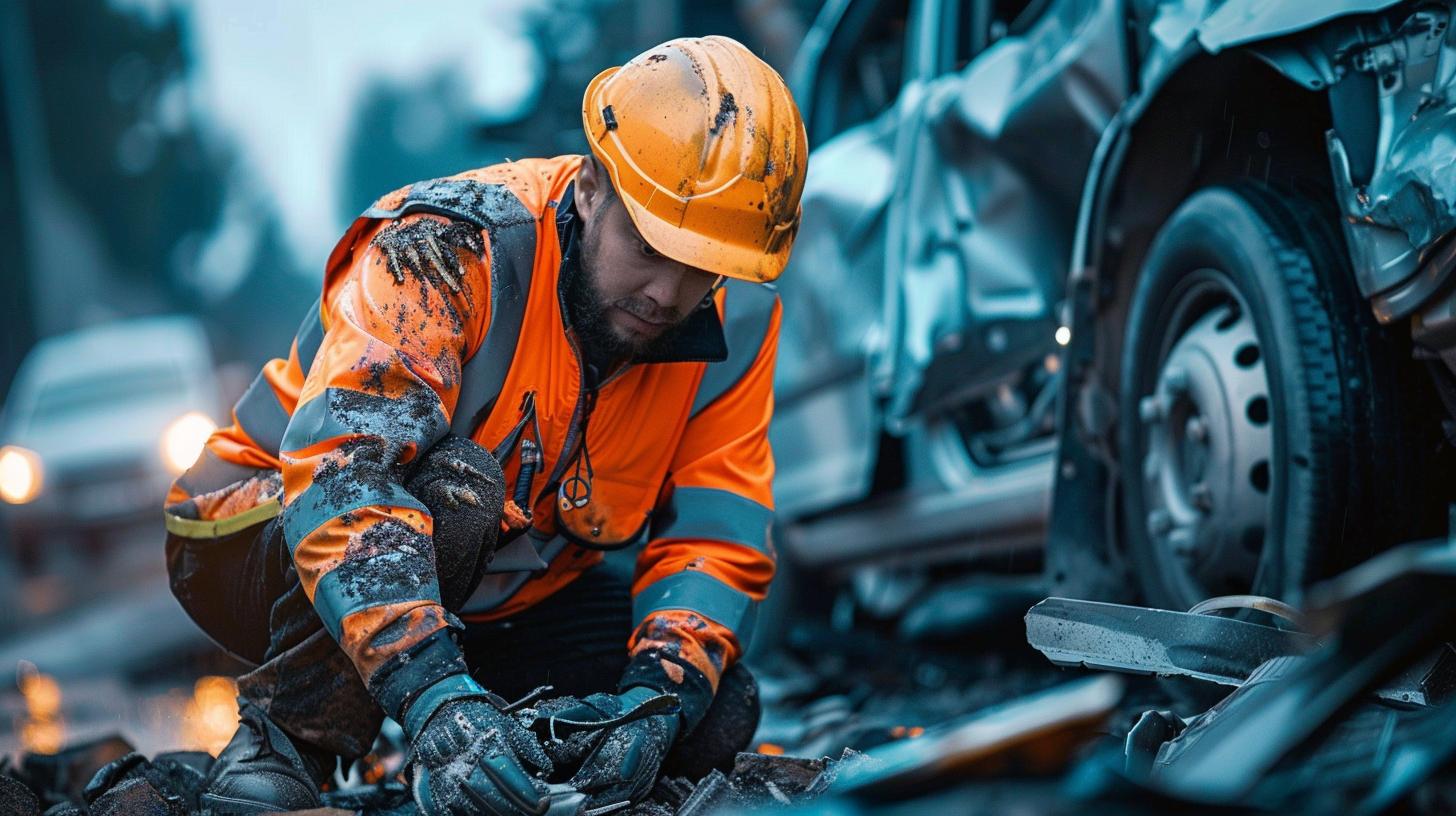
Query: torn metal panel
xmin=1320 ymin=4 xmax=1456 ymax=323
xmin=1196 ymin=0 xmax=1404 ymax=53
xmin=1025 ymin=597 xmax=1316 ymax=686
xmin=1144 ymin=541 xmax=1456 ymax=805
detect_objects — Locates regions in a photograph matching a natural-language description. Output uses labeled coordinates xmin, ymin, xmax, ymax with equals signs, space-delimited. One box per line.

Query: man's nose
xmin=640 ymin=259 xmax=690 ymax=308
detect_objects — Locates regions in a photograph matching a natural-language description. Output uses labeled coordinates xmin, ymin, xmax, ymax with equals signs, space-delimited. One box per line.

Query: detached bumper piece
xmin=1031 ymin=541 xmax=1456 ymax=814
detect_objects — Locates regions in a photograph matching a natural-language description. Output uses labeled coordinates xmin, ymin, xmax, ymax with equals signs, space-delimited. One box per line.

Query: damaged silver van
xmin=772 ymin=0 xmax=1456 ymax=611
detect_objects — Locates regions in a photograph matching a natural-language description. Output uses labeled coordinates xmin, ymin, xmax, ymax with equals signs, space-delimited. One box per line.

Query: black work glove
xmin=409 ymin=692 xmax=553 ymax=816
xmin=537 ymin=649 xmax=715 ymax=811
xmin=370 ymin=631 xmax=552 ymax=816
xmin=536 ymin=686 xmax=682 ymax=811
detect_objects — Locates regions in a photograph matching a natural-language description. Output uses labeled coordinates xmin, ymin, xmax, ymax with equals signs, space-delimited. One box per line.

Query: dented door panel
xmin=771 ymin=113 xmax=899 ymax=518
xmin=883 ymin=0 xmax=1129 ymax=423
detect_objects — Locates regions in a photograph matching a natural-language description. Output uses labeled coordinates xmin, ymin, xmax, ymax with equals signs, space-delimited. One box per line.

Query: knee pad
xmin=661 ymin=662 xmax=761 ymax=779
xmin=404 ymin=435 xmax=506 ymax=608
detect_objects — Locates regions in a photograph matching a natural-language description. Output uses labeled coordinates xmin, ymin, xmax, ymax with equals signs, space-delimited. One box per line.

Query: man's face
xmin=572 ymin=178 xmax=722 ymax=362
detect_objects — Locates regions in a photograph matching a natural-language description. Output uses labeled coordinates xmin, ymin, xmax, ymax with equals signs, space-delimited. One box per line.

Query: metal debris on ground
xmin=1025 ymin=596 xmax=1316 ymax=688
xmin=1034 ymin=539 xmax=1456 ymax=814
xmin=826 ymin=674 xmax=1122 ymax=796
xmin=0 ymin=739 xmax=864 ymax=815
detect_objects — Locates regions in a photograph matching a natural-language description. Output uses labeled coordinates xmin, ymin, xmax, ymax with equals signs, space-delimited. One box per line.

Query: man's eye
xmin=638 ymin=240 xmax=659 ymax=258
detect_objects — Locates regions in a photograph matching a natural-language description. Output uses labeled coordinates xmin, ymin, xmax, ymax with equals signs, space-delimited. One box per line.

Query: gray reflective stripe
xmin=451 ymin=213 xmax=536 ymax=435
xmin=633 ymin=571 xmax=759 ymax=650
xmin=283 ymin=480 xmax=428 ymax=552
xmin=461 ymin=532 xmax=568 ymax=614
xmin=234 ymin=370 xmax=291 ymax=455
xmin=312 ymin=563 xmax=442 ymax=642
xmin=282 ymin=388 xmax=449 ymax=455
xmin=176 ymin=449 xmax=260 ymax=498
xmin=295 ymin=297 xmax=325 ymax=374
xmin=651 ymin=486 xmax=774 ymax=556
xmin=691 ymin=281 xmax=778 ymax=417
xmin=352 ymin=176 xmax=538 ymax=437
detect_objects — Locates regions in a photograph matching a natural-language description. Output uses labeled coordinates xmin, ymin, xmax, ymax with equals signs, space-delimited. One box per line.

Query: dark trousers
xmin=167 ymin=503 xmax=758 ymax=774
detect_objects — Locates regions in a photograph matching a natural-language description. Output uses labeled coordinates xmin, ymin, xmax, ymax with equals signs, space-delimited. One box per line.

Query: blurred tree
xmin=1 ymin=0 xmax=319 ymax=385
xmin=338 ymin=0 xmax=822 ymax=220
xmin=25 ymin=0 xmax=225 ymax=319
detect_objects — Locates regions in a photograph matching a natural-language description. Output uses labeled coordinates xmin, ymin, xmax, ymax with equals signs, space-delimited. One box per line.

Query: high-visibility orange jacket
xmin=165 ymin=155 xmax=780 ymax=693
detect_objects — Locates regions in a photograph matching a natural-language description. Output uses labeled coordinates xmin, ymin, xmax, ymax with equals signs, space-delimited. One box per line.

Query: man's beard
xmin=567 ymin=218 xmax=688 ymax=370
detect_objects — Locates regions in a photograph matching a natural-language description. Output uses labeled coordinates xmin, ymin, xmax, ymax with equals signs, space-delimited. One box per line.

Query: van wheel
xmin=1117 ymin=183 xmax=1433 ymax=610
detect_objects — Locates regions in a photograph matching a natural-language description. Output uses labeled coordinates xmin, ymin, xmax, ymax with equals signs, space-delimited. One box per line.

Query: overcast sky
xmin=116 ymin=0 xmax=546 ymax=279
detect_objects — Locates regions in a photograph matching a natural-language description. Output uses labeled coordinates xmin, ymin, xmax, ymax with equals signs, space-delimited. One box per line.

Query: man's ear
xmin=576 ymin=155 xmax=607 ymax=224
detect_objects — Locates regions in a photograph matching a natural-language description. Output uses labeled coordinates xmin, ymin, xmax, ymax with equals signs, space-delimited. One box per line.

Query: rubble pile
xmin=0 ymin=734 xmax=864 ymax=816
xmin=0 ymin=736 xmax=210 ymax=816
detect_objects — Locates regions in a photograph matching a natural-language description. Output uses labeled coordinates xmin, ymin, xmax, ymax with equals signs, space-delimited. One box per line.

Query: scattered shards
xmin=82 ymin=752 xmax=209 ymax=815
xmin=0 ymin=739 xmax=208 ymax=816
xmin=86 ymin=778 xmax=183 ymax=816
xmin=664 ymin=749 xmax=866 ymax=815
xmin=1089 ymin=540 xmax=1456 ymax=813
xmin=828 ymin=675 xmax=1122 ymax=797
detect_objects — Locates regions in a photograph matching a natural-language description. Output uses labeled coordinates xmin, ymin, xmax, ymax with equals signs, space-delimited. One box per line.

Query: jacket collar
xmin=554 ymin=183 xmax=729 ymax=365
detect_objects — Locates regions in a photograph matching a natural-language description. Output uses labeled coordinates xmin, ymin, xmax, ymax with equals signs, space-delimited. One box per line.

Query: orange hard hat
xmin=582 ymin=36 xmax=808 ymax=283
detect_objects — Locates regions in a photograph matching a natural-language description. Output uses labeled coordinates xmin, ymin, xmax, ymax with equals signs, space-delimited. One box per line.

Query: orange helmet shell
xmin=582 ymin=36 xmax=808 ymax=283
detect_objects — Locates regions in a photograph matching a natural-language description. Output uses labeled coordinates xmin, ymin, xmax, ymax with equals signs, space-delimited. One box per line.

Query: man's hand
xmin=537 ymin=687 xmax=681 ymax=811
xmin=383 ymin=668 xmax=553 ymax=816
xmin=410 ymin=697 xmax=553 ymax=816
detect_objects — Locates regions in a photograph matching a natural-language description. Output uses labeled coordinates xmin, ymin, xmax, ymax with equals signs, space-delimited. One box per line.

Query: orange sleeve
xmin=628 ymin=298 xmax=781 ymax=690
xmin=279 ymin=213 xmax=491 ymax=684
xmin=165 ymin=306 xmax=319 ymax=520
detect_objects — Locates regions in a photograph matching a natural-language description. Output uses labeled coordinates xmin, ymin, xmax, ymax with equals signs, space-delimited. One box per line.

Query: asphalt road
xmin=0 ymin=520 xmax=231 ymax=761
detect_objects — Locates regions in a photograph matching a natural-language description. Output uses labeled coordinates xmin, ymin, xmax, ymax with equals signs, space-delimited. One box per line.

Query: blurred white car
xmin=0 ymin=316 xmax=222 ymax=567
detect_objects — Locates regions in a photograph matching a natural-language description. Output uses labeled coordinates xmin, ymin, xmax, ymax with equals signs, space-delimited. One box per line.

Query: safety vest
xmin=166 ymin=157 xmax=780 ymax=685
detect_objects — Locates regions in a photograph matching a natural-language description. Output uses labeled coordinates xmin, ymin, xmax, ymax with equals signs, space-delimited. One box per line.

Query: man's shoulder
xmin=366 ymin=156 xmax=585 ymax=223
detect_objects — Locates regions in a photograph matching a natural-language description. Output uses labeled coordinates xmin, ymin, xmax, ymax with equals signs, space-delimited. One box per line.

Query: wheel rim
xmin=1136 ymin=270 xmax=1273 ymax=602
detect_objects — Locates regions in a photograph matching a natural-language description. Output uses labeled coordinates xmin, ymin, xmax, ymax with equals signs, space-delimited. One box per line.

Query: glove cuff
xmin=368 ymin=628 xmax=474 ymax=730
xmin=619 ymin=650 xmax=714 ymax=735
xmin=399 ymin=673 xmax=490 ymax=740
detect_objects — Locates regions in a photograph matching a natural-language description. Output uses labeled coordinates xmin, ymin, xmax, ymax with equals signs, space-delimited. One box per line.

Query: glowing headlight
xmin=0 ymin=446 xmax=43 ymax=504
xmin=162 ymin=412 xmax=217 ymax=475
